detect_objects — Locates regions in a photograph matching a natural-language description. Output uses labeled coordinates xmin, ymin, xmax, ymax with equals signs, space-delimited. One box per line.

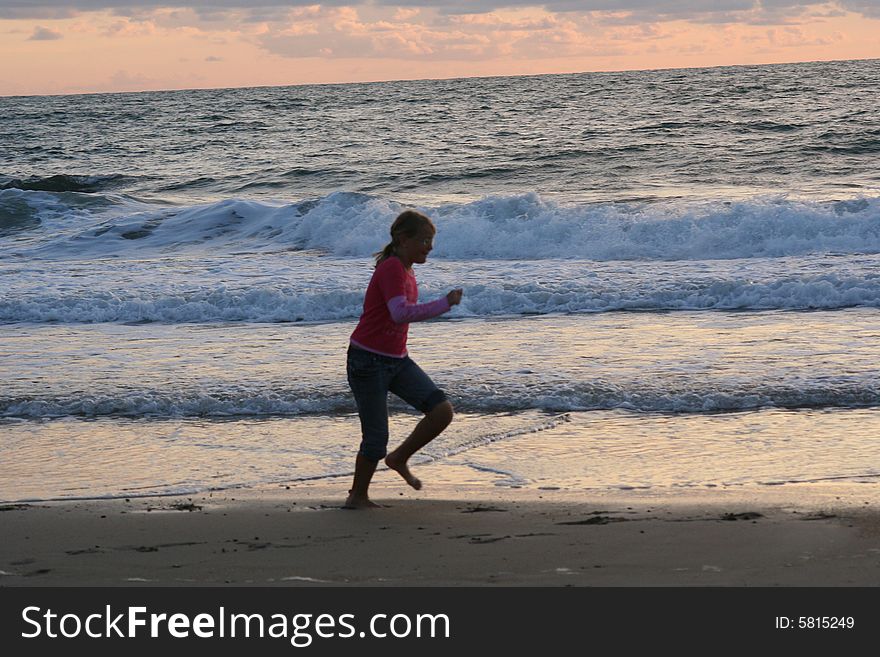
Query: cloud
xmin=3 ymin=2 xmax=877 ymax=35
xmin=8 ymin=1 xmax=860 ymax=63
xmin=110 ymin=68 xmax=153 ymax=85
xmin=1 ymin=1 xmax=877 ymax=24
xmin=535 ymin=0 xmax=838 ymax=25
xmin=0 ymin=1 xmax=859 ymax=13
xmin=254 ymin=6 xmax=649 ymax=60
xmin=838 ymin=0 xmax=880 ymax=17
xmin=0 ymin=1 xmax=347 ymax=19
xmin=256 ymin=5 xmax=500 ymax=59
xmin=28 ymin=25 xmax=63 ymax=39
xmin=6 ymin=2 xmax=879 ymax=65
xmin=102 ymin=17 xmax=156 ymax=35
xmin=1 ymin=7 xmax=77 ymax=18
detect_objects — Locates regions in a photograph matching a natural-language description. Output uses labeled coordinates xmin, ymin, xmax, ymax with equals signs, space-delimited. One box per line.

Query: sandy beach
xmin=3 ymin=464 xmax=880 ymax=586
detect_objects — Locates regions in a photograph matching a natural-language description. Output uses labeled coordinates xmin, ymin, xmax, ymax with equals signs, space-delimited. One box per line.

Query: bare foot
xmin=342 ymin=494 xmax=383 ymax=509
xmin=384 ymin=453 xmax=422 ymax=490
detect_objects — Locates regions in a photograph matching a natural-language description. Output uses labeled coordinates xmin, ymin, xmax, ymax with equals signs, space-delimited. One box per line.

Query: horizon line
xmin=2 ymin=55 xmax=878 ymax=100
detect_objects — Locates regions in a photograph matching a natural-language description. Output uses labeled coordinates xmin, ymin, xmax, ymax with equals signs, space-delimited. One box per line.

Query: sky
xmin=2 ymin=1 xmax=879 ymax=95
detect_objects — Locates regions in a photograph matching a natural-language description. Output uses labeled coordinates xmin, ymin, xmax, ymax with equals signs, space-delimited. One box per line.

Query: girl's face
xmin=397 ymin=229 xmax=434 ymax=266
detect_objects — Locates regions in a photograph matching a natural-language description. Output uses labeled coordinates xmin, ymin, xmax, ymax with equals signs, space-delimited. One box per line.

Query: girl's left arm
xmin=386 ymin=295 xmax=451 ymax=324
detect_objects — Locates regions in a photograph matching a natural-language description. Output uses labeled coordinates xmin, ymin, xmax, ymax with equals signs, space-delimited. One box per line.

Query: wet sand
xmin=2 ymin=472 xmax=880 ymax=586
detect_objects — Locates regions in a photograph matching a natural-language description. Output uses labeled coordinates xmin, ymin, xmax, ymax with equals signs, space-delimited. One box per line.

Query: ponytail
xmin=374 ymin=242 xmax=396 ymax=267
xmin=374 ymin=209 xmax=435 ymax=267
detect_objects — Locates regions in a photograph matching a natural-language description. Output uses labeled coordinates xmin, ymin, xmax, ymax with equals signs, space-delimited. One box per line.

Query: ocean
xmin=2 ymin=58 xmax=879 ymax=502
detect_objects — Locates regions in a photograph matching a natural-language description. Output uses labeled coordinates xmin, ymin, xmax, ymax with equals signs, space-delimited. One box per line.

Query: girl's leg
xmin=386 ymin=357 xmax=454 ymax=490
xmin=345 ymin=453 xmax=382 ymax=509
xmin=346 ymin=348 xmax=390 ymax=508
xmin=386 ymin=400 xmax=454 ymax=490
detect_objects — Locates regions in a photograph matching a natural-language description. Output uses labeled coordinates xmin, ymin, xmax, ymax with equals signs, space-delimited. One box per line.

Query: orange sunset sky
xmin=2 ymin=1 xmax=879 ymax=96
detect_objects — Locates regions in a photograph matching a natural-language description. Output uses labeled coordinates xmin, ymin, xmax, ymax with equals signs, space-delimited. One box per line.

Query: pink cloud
xmin=28 ymin=25 xmax=63 ymax=40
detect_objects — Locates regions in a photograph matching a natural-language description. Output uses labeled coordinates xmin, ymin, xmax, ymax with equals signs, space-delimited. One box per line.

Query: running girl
xmin=345 ymin=210 xmax=463 ymax=509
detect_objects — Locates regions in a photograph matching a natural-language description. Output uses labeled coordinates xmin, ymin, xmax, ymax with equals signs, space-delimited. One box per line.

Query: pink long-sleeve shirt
xmin=349 ymin=256 xmax=450 ymax=358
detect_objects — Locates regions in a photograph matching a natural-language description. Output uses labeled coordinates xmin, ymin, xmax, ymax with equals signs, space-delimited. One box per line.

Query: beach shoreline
xmin=3 ymin=474 xmax=879 ymax=587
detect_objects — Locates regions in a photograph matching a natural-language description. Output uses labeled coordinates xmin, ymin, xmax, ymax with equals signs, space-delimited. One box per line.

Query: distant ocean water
xmin=2 ymin=59 xmax=880 ymax=502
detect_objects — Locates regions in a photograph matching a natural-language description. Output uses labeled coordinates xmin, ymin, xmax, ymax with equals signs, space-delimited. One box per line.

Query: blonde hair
xmin=374 ymin=210 xmax=436 ymax=267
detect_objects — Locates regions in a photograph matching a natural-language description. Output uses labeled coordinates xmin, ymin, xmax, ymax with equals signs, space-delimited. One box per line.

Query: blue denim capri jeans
xmin=347 ymin=345 xmax=448 ymax=462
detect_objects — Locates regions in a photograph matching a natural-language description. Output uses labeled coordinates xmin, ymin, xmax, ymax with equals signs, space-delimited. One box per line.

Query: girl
xmin=345 ymin=209 xmax=463 ymax=509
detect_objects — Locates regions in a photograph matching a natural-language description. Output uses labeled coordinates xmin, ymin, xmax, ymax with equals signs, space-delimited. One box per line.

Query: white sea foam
xmin=3 ymin=264 xmax=880 ymax=323
xmin=3 ymin=377 xmax=877 ymax=419
xmin=4 ymin=190 xmax=880 ymax=262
